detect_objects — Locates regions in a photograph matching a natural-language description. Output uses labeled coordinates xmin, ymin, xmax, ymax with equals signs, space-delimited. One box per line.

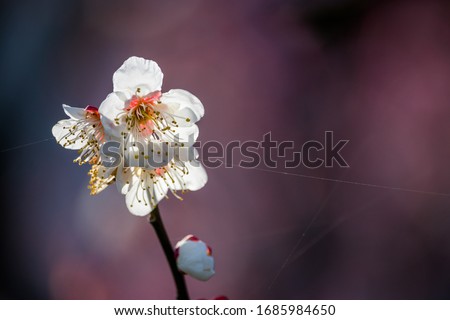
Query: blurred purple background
xmin=1 ymin=0 xmax=450 ymax=299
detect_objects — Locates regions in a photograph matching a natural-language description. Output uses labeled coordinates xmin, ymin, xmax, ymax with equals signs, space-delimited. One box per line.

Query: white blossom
xmin=99 ymin=56 xmax=203 ymax=147
xmin=52 ymin=105 xmax=104 ymax=165
xmin=52 ymin=57 xmax=208 ymax=214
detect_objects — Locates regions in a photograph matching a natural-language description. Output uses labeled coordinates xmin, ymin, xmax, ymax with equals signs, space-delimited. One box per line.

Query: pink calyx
xmin=85 ymin=105 xmax=99 ymax=115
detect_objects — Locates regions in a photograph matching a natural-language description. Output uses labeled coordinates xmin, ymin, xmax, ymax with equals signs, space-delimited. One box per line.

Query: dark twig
xmin=148 ymin=205 xmax=190 ymax=300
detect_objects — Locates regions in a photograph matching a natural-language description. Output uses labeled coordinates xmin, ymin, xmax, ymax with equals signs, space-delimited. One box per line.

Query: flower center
xmin=124 ymin=91 xmax=161 ymax=138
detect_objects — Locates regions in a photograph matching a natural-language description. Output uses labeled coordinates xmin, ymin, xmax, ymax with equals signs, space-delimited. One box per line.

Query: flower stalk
xmin=148 ymin=206 xmax=190 ymax=300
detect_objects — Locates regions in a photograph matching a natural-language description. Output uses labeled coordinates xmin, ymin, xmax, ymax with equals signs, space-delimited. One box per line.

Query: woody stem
xmin=148 ymin=205 xmax=190 ymax=300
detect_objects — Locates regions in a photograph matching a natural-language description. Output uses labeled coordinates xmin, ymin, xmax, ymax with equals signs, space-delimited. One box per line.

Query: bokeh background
xmin=1 ymin=0 xmax=450 ymax=299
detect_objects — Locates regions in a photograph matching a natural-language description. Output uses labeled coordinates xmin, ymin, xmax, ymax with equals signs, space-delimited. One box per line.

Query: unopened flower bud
xmin=175 ymin=235 xmax=215 ymax=281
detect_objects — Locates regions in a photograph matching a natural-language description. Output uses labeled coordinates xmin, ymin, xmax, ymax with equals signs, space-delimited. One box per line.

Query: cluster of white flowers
xmin=52 ymin=57 xmax=208 ymax=216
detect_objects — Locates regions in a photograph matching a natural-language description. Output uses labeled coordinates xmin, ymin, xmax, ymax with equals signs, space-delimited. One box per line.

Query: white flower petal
xmin=63 ymin=104 xmax=86 ymax=120
xmin=183 ymin=160 xmax=208 ymax=191
xmin=153 ymin=177 xmax=169 ymax=204
xmin=158 ymin=89 xmax=204 ymax=127
xmin=113 ymin=56 xmax=163 ymax=97
xmin=51 ymin=119 xmax=87 ymax=150
xmin=99 ymin=92 xmax=126 ymax=139
xmin=124 ymin=169 xmax=168 ymax=216
xmin=163 ymin=159 xmax=207 ymax=193
xmin=125 ymin=176 xmax=154 ymax=216
xmin=171 ymin=124 xmax=199 ymax=147
xmin=116 ymin=167 xmax=132 ymax=195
